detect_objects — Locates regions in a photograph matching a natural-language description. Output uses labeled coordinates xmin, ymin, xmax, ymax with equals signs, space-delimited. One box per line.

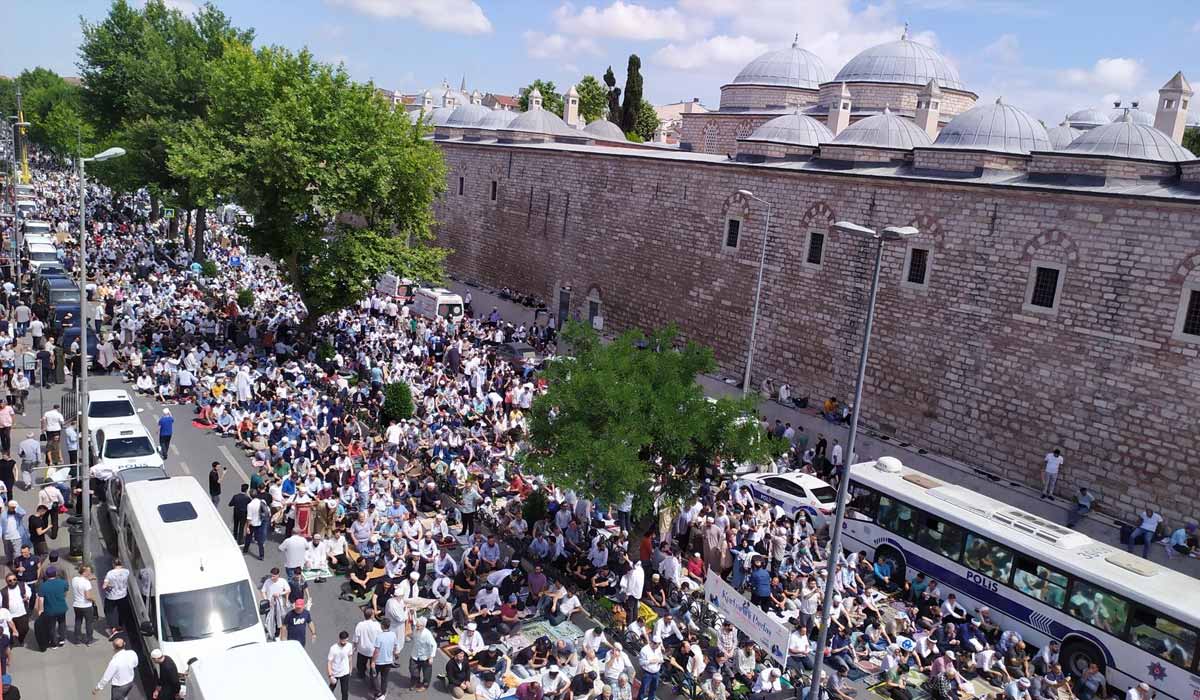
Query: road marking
xmin=218 ymin=445 xmax=250 ymax=484
xmin=170 ymin=444 xmax=180 ymax=456
xmin=178 ymin=461 xmax=191 ymax=475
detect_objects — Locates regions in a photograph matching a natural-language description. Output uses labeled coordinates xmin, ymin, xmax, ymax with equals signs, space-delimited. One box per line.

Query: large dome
xmin=445 ymin=104 xmax=491 ymax=127
xmin=428 ymin=106 xmax=456 ymax=127
xmin=502 ymin=107 xmax=577 ymax=137
xmin=476 ymin=108 xmax=518 ymax=130
xmin=732 ymin=37 xmax=828 ymax=90
xmin=1066 ymin=108 xmax=1110 ymax=130
xmin=1046 ymin=121 xmax=1083 ymax=150
xmin=831 ymin=107 xmax=931 ymax=149
xmin=743 ymin=111 xmax=833 ymax=147
xmin=583 ymin=119 xmax=627 ymax=141
xmin=833 ymin=36 xmax=965 ymax=91
xmin=1062 ymin=113 xmax=1195 ymax=162
xmin=932 ymin=98 xmax=1050 ymax=154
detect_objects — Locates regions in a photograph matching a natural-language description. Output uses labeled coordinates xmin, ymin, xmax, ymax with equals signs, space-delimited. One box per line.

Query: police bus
xmin=841 ymin=457 xmax=1199 ymax=700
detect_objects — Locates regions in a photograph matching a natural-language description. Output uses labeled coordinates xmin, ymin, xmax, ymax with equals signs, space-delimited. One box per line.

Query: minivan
xmin=25 ymin=242 xmax=59 ymax=272
xmin=411 ymin=287 xmax=464 ymax=321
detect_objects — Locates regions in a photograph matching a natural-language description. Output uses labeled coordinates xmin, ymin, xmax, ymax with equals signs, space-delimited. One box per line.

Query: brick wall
xmin=914 ymin=148 xmax=1031 ymax=172
xmin=817 ymin=82 xmax=976 ymax=117
xmin=1182 ymin=162 xmax=1200 ymax=183
xmin=818 ymin=144 xmax=911 ymax=164
xmin=736 ymin=140 xmax=817 ymax=160
xmin=719 ymin=84 xmax=821 ymax=111
xmin=679 ymin=113 xmax=776 ymax=154
xmin=432 ymin=139 xmax=1200 ymax=525
xmin=1030 ymin=153 xmax=1181 ymax=180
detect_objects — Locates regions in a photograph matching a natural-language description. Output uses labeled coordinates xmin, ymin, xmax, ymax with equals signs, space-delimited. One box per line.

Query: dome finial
xmin=883 ymin=106 xmax=891 ymax=115
xmin=902 ymin=22 xmax=909 ymax=41
xmin=792 ymin=33 xmax=799 ymax=48
xmin=995 ymin=96 xmax=1003 ymax=105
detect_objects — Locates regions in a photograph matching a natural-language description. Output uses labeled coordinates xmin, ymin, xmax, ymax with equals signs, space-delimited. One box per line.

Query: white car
xmin=89 ymin=423 xmax=164 ymax=480
xmin=733 ymin=472 xmax=838 ymax=525
xmin=86 ymin=389 xmax=142 ymax=435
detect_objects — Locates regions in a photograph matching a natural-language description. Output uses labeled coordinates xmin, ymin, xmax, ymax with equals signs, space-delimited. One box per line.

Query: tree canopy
xmin=525 ymin=323 xmax=782 ymax=514
xmin=634 ymin=99 xmax=660 ymax=142
xmin=619 ymin=55 xmax=643 ymax=134
xmin=575 ymin=75 xmax=607 ymax=123
xmin=1185 ymin=128 xmax=1200 ymax=157
xmin=0 ymin=69 xmax=92 ymax=159
xmin=518 ymin=79 xmax=564 ymax=116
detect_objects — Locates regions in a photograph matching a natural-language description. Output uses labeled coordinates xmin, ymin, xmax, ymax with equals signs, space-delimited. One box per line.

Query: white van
xmin=21 ymin=220 xmax=52 ymax=238
xmin=411 ymin=287 xmax=464 ymax=321
xmin=25 ymin=242 xmax=59 ymax=272
xmin=118 ymin=477 xmax=265 ymax=662
xmin=89 ymin=423 xmax=163 ymax=478
xmin=185 ymin=641 xmax=333 ymax=700
xmin=376 ymin=273 xmax=416 ymax=303
xmin=15 ymin=199 xmax=37 ymax=217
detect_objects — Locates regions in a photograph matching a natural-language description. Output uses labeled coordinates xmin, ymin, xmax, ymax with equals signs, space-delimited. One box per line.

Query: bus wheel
xmin=874 ymin=544 xmax=906 ymax=583
xmin=1061 ymin=638 xmax=1105 ymax=677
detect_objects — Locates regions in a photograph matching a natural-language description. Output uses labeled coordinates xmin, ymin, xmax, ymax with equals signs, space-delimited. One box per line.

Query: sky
xmin=3 ymin=0 xmax=1199 ymax=126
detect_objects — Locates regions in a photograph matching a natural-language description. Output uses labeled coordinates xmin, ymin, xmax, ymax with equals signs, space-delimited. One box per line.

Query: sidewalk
xmin=448 ymin=277 xmax=1200 ymax=579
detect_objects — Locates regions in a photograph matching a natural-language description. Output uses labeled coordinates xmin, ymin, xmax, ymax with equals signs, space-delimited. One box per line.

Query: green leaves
xmin=525 ymin=323 xmax=781 ymax=514
xmin=575 ymin=75 xmax=607 ymax=123
xmin=519 ymin=79 xmax=564 ymax=116
xmin=634 ymin=99 xmax=660 ymax=142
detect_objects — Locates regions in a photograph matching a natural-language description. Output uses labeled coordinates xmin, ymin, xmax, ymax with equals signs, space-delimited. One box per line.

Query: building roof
xmin=1066 ymin=108 xmax=1111 ymax=130
xmin=832 ymin=35 xmax=966 ymax=91
xmin=742 ymin=111 xmax=833 ymax=147
xmin=445 ymin=103 xmax=491 ymax=127
xmin=428 ymin=106 xmax=457 ymax=127
xmin=831 ymin=107 xmax=932 ymax=149
xmin=486 ymin=93 xmax=519 ymax=108
xmin=932 ymin=98 xmax=1051 ymax=155
xmin=476 ymin=107 xmax=518 ymax=129
xmin=1108 ymin=106 xmax=1154 ymax=126
xmin=731 ymin=36 xmax=828 ymax=90
xmin=1062 ymin=112 xmax=1196 ymax=162
xmin=582 ymin=118 xmax=627 ymax=142
xmin=502 ymin=106 xmax=578 ymax=137
xmin=1046 ymin=122 xmax=1083 ymax=150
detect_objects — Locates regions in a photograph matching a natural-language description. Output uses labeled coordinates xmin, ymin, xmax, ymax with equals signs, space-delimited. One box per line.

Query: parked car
xmin=86 ymin=389 xmax=143 ymax=436
xmin=732 ymin=471 xmax=838 ymax=526
xmin=495 ymin=341 xmax=541 ymax=367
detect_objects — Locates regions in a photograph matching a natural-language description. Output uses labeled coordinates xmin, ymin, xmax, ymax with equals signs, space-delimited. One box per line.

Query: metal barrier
xmin=61 ymin=386 xmax=79 ymax=420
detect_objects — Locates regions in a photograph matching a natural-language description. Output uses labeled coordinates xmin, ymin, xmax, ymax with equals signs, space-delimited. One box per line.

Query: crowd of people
xmin=0 ymin=151 xmax=1184 ymax=700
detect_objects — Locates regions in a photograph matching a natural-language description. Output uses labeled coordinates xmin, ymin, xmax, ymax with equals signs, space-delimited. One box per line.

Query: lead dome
xmin=833 ymin=36 xmax=965 ymax=91
xmin=732 ymin=37 xmax=828 ymax=90
xmin=582 ymin=119 xmax=627 ymax=141
xmin=1066 ymin=108 xmax=1110 ymax=130
xmin=831 ymin=107 xmax=932 ymax=149
xmin=743 ymin=111 xmax=833 ymax=147
xmin=445 ymin=104 xmax=490 ymax=127
xmin=1063 ymin=112 xmax=1195 ymax=162
xmin=932 ymin=98 xmax=1051 ymax=154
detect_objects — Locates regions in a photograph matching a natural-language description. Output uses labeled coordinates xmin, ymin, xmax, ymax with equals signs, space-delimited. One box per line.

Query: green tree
xmin=1185 ymin=128 xmax=1200 ymax=156
xmin=619 ymin=55 xmax=643 ymax=134
xmin=525 ymin=323 xmax=781 ymax=514
xmin=380 ymin=382 xmax=414 ymax=424
xmin=603 ymin=66 xmax=621 ymax=126
xmin=575 ymin=75 xmax=607 ymax=123
xmin=518 ymin=79 xmax=563 ymax=116
xmin=175 ymin=43 xmax=447 ymax=323
xmin=634 ymin=99 xmax=660 ymax=142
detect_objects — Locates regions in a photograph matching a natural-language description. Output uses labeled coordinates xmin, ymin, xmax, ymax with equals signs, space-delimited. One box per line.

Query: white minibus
xmin=411 ymin=287 xmax=464 ymax=321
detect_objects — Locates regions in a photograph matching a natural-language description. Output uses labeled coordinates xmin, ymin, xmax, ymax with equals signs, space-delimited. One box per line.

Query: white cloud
xmin=982 ymin=34 xmax=1020 ymax=64
xmin=326 ymin=0 xmax=492 ymax=34
xmin=1058 ymin=58 xmax=1144 ymax=93
xmin=553 ymin=1 xmax=710 ymax=41
xmin=523 ymin=31 xmax=599 ymax=60
xmin=136 ymin=0 xmax=198 ymax=14
xmin=653 ymin=35 xmax=768 ymax=71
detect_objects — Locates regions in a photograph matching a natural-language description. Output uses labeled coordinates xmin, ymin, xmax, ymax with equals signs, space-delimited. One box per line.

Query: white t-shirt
xmin=0 ymin=607 xmax=12 ymax=635
xmin=328 ymin=641 xmax=353 ymax=678
xmin=103 ymin=568 xmax=130 ymax=601
xmin=71 ymin=575 xmax=94 ymax=609
xmin=1044 ymin=453 xmax=1063 ymax=474
xmin=1138 ymin=512 xmax=1163 ymax=532
xmin=43 ymin=409 xmax=64 ymax=432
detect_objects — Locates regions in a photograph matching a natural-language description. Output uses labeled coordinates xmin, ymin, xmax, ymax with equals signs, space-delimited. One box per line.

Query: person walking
xmin=93 ymin=636 xmax=138 ymax=698
xmin=41 ymin=404 xmax=65 ymax=466
xmin=1 ymin=501 xmax=27 ymax=566
xmin=371 ymin=617 xmax=401 ymax=699
xmin=64 ymin=418 xmax=80 ymax=469
xmin=279 ymin=530 xmax=308 ymax=580
xmin=0 ymin=399 xmax=13 ymax=457
xmin=101 ymin=559 xmax=130 ymax=635
xmin=17 ymin=433 xmax=39 ymax=490
xmin=157 ymin=408 xmax=174 ymax=457
xmin=243 ymin=490 xmax=268 ymax=560
xmin=1 ymin=571 xmax=32 ymax=644
xmin=409 ymin=617 xmax=436 ymax=691
xmin=327 ymin=630 xmax=354 ymax=700
xmin=37 ymin=567 xmax=69 ymax=649
xmin=229 ymin=483 xmax=251 ymax=544
xmin=353 ymin=607 xmax=383 ymax=681
xmin=1041 ymin=449 xmax=1063 ymax=500
xmin=207 ymin=461 xmax=224 ymax=507
xmin=71 ymin=564 xmax=98 ymax=645
xmin=151 ymin=648 xmax=182 ymax=700
xmin=280 ymin=598 xmax=315 ymax=647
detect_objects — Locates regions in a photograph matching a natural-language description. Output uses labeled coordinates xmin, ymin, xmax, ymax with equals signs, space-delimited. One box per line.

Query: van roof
xmin=27 ymin=242 xmax=56 ymax=252
xmin=189 ymin=641 xmax=329 ymax=697
xmin=123 ymin=477 xmax=251 ymax=594
xmin=419 ymin=287 xmax=458 ymax=296
xmin=88 ymin=389 xmax=132 ymax=402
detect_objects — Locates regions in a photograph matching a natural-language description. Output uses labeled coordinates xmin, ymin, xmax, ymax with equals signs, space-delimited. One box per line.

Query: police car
xmin=88 ymin=423 xmax=165 ymax=480
xmin=732 ymin=472 xmax=838 ymax=526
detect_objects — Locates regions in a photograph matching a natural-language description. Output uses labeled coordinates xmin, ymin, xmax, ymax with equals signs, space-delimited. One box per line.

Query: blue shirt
xmin=282 ymin=609 xmax=312 ymax=644
xmin=750 ymin=568 xmax=772 ymax=598
xmin=158 ymin=414 xmax=175 ymax=437
xmin=374 ymin=630 xmax=399 ymax=665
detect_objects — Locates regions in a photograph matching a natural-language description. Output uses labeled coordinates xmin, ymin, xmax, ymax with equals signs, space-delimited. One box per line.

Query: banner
xmin=703 ymin=574 xmax=790 ymax=664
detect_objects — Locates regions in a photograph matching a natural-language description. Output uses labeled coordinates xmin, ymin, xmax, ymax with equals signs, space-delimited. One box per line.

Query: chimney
xmin=443 ymin=89 xmax=457 ymax=108
xmin=529 ymin=87 xmax=543 ymax=111
xmin=827 ymin=82 xmax=851 ymax=136
xmin=563 ymin=85 xmax=580 ymax=127
xmin=421 ymin=90 xmax=434 ymax=111
xmin=470 ymin=90 xmax=482 ymax=106
xmin=1154 ymin=71 xmax=1193 ymax=145
xmin=915 ymin=78 xmax=942 ymax=140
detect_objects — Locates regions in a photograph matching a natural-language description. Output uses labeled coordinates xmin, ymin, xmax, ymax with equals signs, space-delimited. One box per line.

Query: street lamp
xmin=78 ymin=145 xmax=125 ymax=566
xmin=736 ymin=189 xmax=772 ymax=397
xmin=807 ymin=220 xmax=917 ymax=700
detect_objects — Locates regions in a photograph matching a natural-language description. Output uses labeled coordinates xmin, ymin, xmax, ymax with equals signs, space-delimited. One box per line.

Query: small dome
xmin=831 ymin=108 xmax=932 ymax=149
xmin=1062 ymin=113 xmax=1195 ymax=162
xmin=583 ymin=119 xmax=627 ymax=141
xmin=475 ymin=108 xmax=518 ymax=130
xmin=743 ymin=111 xmax=833 ymax=147
xmin=833 ymin=36 xmax=965 ymax=91
xmin=732 ymin=36 xmax=828 ymax=90
xmin=445 ymin=104 xmax=491 ymax=127
xmin=1107 ymin=107 xmax=1154 ymax=126
xmin=502 ymin=107 xmax=578 ymax=137
xmin=428 ymin=106 xmax=456 ymax=127
xmin=1046 ymin=122 xmax=1082 ymax=150
xmin=932 ymin=98 xmax=1050 ymax=154
xmin=1066 ymin=108 xmax=1110 ymax=130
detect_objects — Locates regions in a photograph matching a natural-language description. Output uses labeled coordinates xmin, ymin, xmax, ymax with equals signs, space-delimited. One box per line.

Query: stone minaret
xmin=915 ymin=78 xmax=942 ymax=140
xmin=827 ymin=82 xmax=851 ymax=136
xmin=420 ymin=90 xmax=434 ymax=111
xmin=563 ymin=85 xmax=581 ymax=128
xmin=529 ymin=87 xmax=543 ymax=111
xmin=470 ymin=90 xmax=483 ymax=106
xmin=1154 ymin=72 xmax=1193 ymax=145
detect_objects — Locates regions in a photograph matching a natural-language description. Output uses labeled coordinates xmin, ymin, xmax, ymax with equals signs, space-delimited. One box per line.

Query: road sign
xmin=163 ymin=208 xmax=175 ymax=219
xmin=20 ymin=351 xmax=36 ymax=371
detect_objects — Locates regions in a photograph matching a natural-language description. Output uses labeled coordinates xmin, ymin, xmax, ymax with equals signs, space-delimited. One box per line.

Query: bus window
xmin=917 ymin=514 xmax=965 ymax=561
xmin=877 ymin=496 xmax=916 ymax=538
xmin=847 ymin=483 xmax=878 ymax=522
xmin=1011 ymin=555 xmax=1067 ymax=610
xmin=1127 ymin=607 xmax=1196 ymax=669
xmin=1067 ymin=580 xmax=1128 ymax=635
xmin=962 ymin=533 xmax=1013 ymax=583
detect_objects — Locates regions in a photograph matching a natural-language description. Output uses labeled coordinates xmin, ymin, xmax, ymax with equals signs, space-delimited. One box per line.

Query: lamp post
xmin=807 ymin=220 xmax=917 ymax=700
xmin=9 ymin=119 xmax=31 ymax=292
xmin=736 ymin=189 xmax=772 ymax=397
xmin=78 ymin=146 xmax=125 ymax=566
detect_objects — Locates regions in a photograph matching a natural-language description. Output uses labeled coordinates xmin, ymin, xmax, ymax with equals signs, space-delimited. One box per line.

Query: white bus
xmin=841 ymin=457 xmax=1200 ymax=700
xmin=118 ymin=477 xmax=265 ymax=664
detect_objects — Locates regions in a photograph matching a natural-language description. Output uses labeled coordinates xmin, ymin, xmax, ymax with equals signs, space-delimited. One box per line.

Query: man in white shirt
xmin=637 ymin=638 xmax=665 ymax=700
xmin=278 ymin=531 xmax=309 ymax=579
xmin=1128 ymin=509 xmax=1164 ymax=559
xmin=787 ymin=621 xmax=814 ymax=673
xmin=243 ymin=492 xmax=268 ymax=560
xmin=620 ymin=560 xmax=645 ymax=620
xmin=72 ymin=564 xmax=97 ymax=645
xmin=94 ymin=637 xmax=138 ymax=698
xmin=102 ymin=560 xmax=130 ymax=635
xmin=1042 ymin=449 xmax=1063 ymax=500
xmin=459 ymin=620 xmax=487 ymax=660
xmin=352 ymin=608 xmax=383 ymax=681
xmin=327 ymin=631 xmax=354 ymax=700
xmin=42 ymin=404 xmax=65 ymax=466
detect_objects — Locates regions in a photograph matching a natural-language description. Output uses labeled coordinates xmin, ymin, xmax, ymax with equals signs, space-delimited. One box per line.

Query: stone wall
xmin=736 ymin=140 xmax=817 ymax=160
xmin=679 ymin=113 xmax=776 ymax=154
xmin=818 ymin=144 xmax=911 ymax=164
xmin=914 ymin=148 xmax=1031 ymax=173
xmin=1029 ymin=153 xmax=1181 ymax=181
xmin=432 ymin=139 xmax=1200 ymax=525
xmin=817 ymin=82 xmax=976 ymax=118
xmin=719 ymin=84 xmax=821 ymax=111
xmin=1182 ymin=161 xmax=1200 ymax=183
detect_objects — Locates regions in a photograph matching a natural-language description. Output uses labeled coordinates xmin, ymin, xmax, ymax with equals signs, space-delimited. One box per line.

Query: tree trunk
xmin=193 ymin=207 xmax=206 ymax=263
xmin=150 ymin=194 xmax=159 ymax=222
xmin=168 ymin=213 xmax=178 ymax=241
xmin=183 ymin=209 xmax=192 ymax=253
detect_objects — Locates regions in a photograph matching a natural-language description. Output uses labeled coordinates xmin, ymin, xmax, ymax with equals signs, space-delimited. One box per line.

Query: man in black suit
xmin=228 ymin=483 xmax=251 ymax=545
xmin=151 ymin=648 xmax=182 ymax=699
